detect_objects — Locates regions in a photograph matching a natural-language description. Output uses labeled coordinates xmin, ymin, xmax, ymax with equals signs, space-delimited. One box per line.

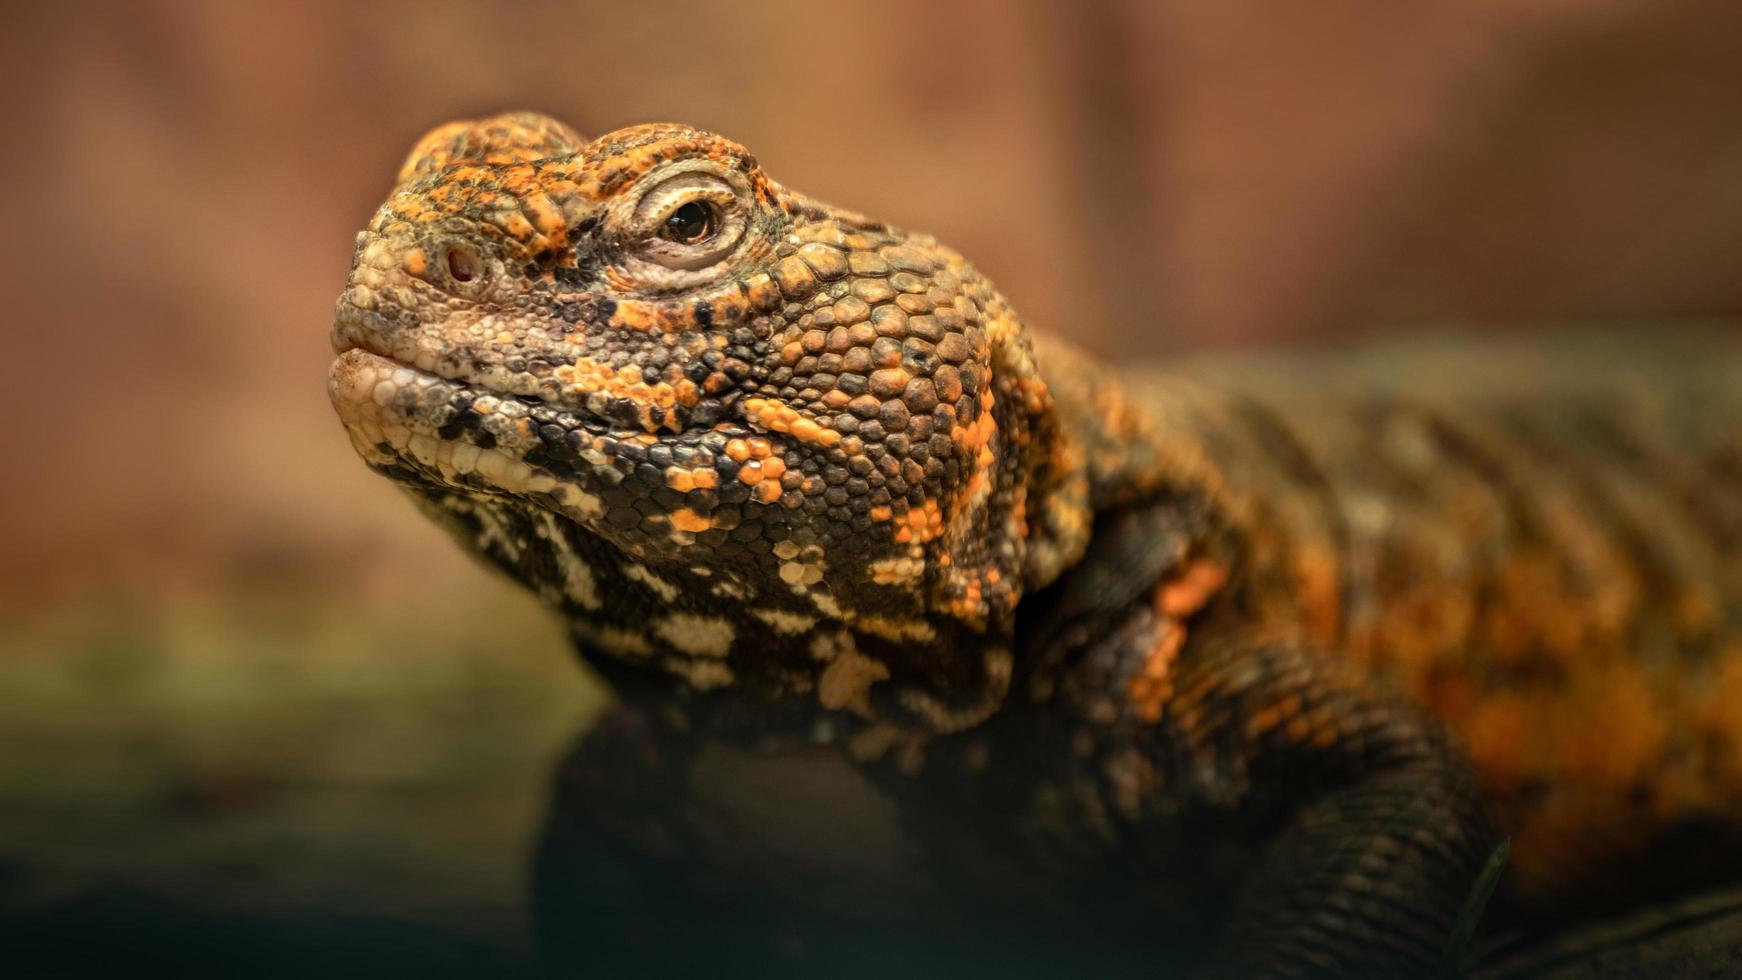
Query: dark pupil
xmin=665 ymin=201 xmax=715 ymax=244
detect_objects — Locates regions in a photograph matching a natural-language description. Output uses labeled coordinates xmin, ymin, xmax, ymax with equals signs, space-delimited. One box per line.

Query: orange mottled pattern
xmin=1103 ymin=338 xmax=1742 ymax=899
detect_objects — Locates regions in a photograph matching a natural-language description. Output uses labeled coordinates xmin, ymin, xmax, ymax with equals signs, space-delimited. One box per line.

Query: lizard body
xmin=1115 ymin=337 xmax=1742 ymax=904
xmin=328 ymin=113 xmax=1742 ymax=977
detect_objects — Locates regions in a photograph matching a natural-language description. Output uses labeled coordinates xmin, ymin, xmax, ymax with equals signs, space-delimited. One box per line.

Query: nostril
xmin=443 ymin=244 xmax=482 ymax=285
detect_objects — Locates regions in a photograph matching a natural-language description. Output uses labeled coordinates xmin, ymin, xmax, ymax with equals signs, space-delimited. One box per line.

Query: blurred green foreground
xmin=5 ymin=550 xmax=1742 ymax=978
xmin=0 ymin=575 xmax=600 ymax=978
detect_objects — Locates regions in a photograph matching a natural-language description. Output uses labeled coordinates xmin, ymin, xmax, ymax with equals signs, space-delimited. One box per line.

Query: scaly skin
xmin=328 ymin=112 xmax=1742 ymax=978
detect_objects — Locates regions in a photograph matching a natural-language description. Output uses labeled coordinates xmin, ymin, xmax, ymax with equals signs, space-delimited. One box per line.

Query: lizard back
xmin=1094 ymin=329 xmax=1742 ymax=898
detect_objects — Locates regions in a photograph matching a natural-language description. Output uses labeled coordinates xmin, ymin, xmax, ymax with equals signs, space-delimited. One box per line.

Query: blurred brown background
xmin=3 ymin=1 xmax=1742 ymax=969
xmin=5 ymin=0 xmax=1742 ymax=605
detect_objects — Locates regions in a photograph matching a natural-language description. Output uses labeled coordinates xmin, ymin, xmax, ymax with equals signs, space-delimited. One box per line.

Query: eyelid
xmin=629 ymin=169 xmax=750 ymax=272
xmin=633 ymin=172 xmax=740 ymax=230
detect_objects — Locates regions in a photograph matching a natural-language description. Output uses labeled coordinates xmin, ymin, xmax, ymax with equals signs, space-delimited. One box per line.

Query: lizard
xmin=327 ymin=111 xmax=1742 ymax=978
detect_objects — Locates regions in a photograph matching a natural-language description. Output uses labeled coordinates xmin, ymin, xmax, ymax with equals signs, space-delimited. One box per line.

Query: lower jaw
xmin=328 ymin=348 xmax=610 ymax=523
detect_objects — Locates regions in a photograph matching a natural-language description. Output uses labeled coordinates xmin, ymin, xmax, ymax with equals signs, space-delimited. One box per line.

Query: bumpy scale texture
xmin=330 ymin=112 xmax=1742 ymax=979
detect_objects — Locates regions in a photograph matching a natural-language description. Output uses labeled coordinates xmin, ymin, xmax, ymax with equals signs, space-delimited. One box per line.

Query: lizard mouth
xmin=328 ymin=302 xmax=706 ymax=437
xmin=327 ymin=346 xmax=585 ymax=468
xmin=327 ymin=342 xmax=761 ymax=515
xmin=327 ymin=345 xmax=792 ymax=557
xmin=328 ymin=345 xmax=659 ymax=529
xmin=325 ymin=302 xmax=800 ymax=546
xmin=328 ymin=342 xmax=602 ymax=434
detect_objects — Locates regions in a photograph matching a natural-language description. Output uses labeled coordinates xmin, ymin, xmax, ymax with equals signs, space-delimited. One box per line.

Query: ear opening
xmin=398 ymin=112 xmax=587 ymax=184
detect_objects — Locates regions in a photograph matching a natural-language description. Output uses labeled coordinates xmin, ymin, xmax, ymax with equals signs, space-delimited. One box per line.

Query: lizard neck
xmin=1000 ymin=330 xmax=1191 ymax=645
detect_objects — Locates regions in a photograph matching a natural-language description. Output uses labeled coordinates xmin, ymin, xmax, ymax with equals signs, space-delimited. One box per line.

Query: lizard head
xmin=329 ymin=112 xmax=1092 ymax=731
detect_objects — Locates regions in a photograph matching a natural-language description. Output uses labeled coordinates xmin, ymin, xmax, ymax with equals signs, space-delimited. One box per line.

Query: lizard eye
xmin=663 ymin=201 xmax=716 ymax=245
xmin=632 ymin=171 xmax=748 ymax=272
